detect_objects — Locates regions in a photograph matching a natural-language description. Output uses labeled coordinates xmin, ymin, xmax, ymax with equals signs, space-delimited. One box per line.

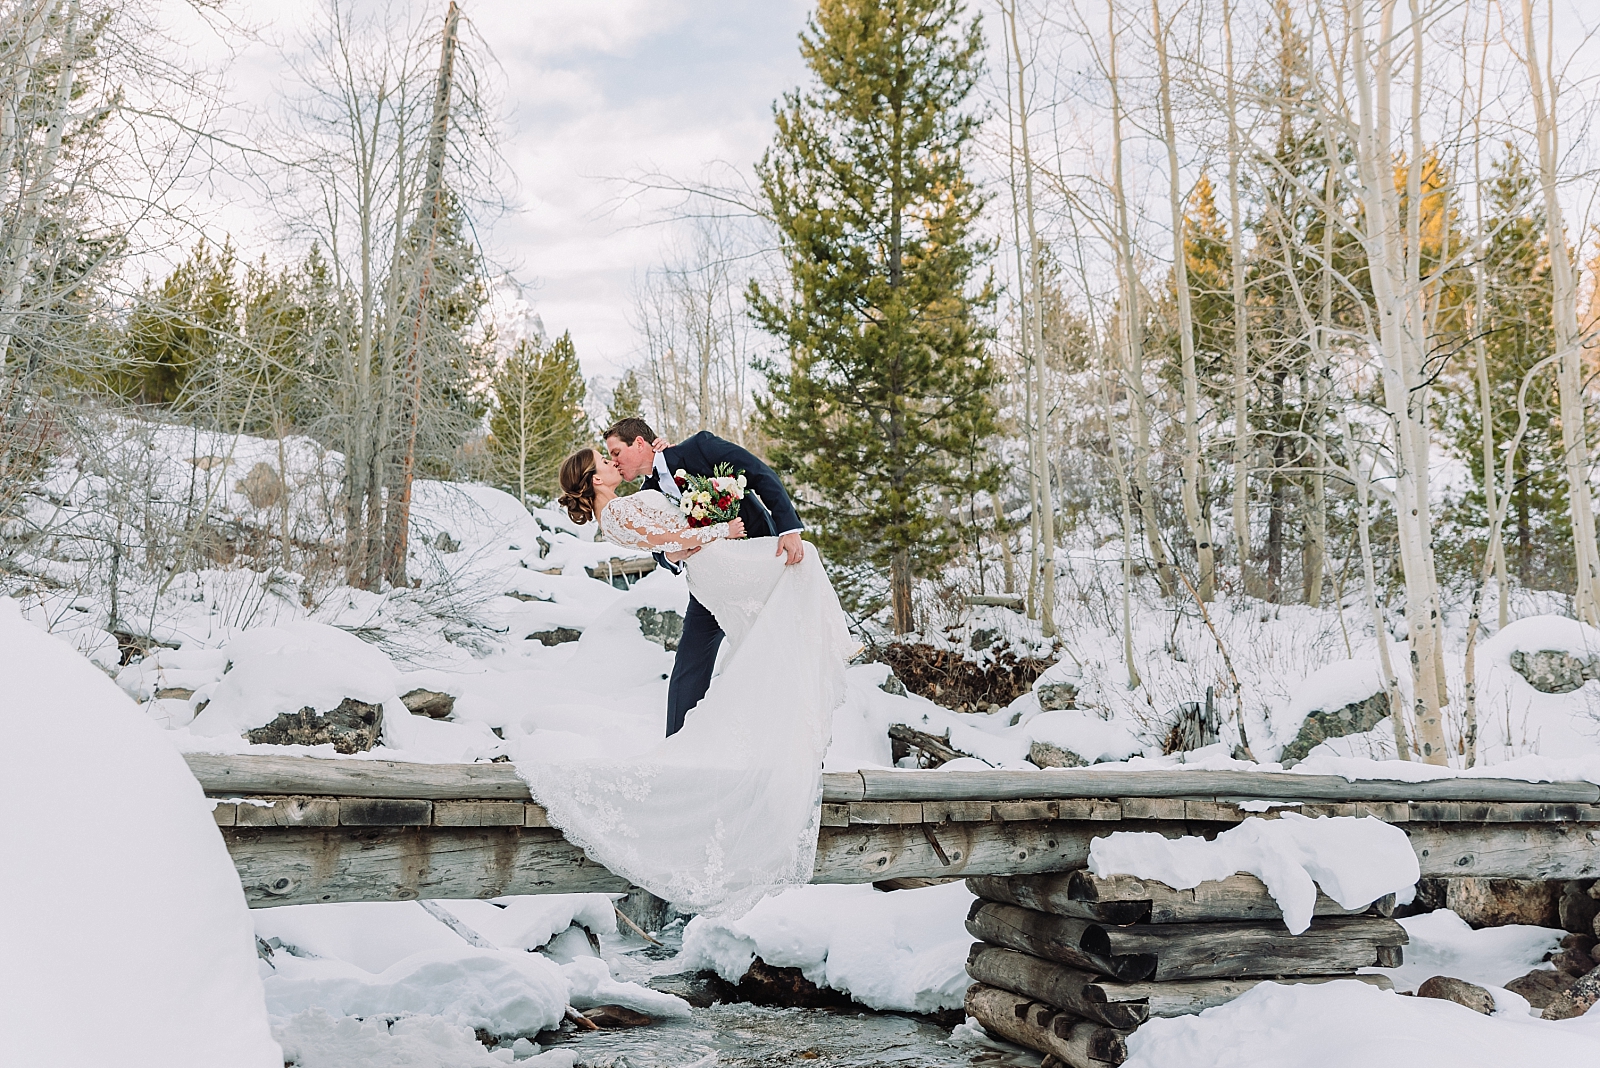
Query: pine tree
xmin=606 ymin=369 xmax=644 ymax=430
xmin=487 ymin=331 xmax=590 ymax=505
xmin=751 ymin=0 xmax=998 ymax=632
xmin=114 ymin=239 xmax=241 ymax=406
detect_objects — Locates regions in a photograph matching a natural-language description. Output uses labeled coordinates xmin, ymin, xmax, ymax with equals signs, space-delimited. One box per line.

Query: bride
xmin=515 ymin=447 xmax=854 ymax=916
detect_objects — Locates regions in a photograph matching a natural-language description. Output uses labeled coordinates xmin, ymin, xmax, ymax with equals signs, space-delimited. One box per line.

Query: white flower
xmin=675 ymin=469 xmax=687 ymax=479
xmin=737 ymin=475 xmax=747 ymax=489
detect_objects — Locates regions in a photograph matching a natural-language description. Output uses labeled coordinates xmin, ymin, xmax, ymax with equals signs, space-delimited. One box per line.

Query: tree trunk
xmin=1153 ymin=0 xmax=1214 ymax=602
xmin=1223 ymin=0 xmax=1253 ymax=595
xmin=1520 ymin=0 xmax=1600 ymax=626
xmin=891 ymin=548 xmax=914 ymax=635
xmin=384 ymin=0 xmax=461 ymax=589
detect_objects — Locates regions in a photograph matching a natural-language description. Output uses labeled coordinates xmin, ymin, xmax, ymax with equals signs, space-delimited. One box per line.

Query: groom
xmin=604 ymin=417 xmax=806 ymax=737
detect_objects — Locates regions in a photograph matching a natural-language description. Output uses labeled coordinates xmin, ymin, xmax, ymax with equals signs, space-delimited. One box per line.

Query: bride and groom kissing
xmin=528 ymin=419 xmax=853 ymax=916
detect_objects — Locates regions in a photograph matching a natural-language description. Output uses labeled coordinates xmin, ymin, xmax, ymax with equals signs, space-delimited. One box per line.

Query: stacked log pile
xmin=961 ymin=871 xmax=1406 ymax=1067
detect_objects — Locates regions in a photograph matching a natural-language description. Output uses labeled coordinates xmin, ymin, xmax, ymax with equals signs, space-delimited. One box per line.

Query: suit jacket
xmin=641 ymin=430 xmax=801 ymax=574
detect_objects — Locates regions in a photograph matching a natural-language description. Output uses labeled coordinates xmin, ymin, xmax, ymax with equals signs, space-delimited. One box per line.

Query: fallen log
xmin=964 ymin=983 xmax=1129 ymax=1067
xmin=967 ymin=900 xmax=1151 ymax=981
xmin=966 ymin=944 xmax=1394 ymax=1022
xmin=888 ymin=723 xmax=978 ymax=768
xmin=1091 ymin=972 xmax=1393 ymax=1017
xmin=967 ymin=871 xmax=1392 ymax=924
xmin=965 ymin=944 xmax=1149 ymax=1028
xmin=967 ymin=900 xmax=1406 ymax=982
xmin=1083 ymin=913 xmax=1407 ymax=981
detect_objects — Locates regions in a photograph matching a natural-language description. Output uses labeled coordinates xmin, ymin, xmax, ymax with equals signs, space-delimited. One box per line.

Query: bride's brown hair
xmin=557 ymin=448 xmax=600 ymax=524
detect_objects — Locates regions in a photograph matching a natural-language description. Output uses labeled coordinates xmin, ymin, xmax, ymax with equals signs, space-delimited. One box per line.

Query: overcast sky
xmin=174 ymin=0 xmax=813 ymax=380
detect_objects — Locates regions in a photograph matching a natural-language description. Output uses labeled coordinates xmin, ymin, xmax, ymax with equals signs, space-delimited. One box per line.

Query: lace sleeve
xmin=602 ymin=495 xmax=729 ymax=553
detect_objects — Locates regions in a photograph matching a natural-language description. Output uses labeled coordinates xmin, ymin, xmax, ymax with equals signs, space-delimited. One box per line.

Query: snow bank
xmin=1374 ymin=909 xmax=1562 ymax=993
xmin=0 ymin=597 xmax=280 ymax=1067
xmin=1123 ymin=978 xmax=1600 ymax=1068
xmin=1088 ymin=814 xmax=1419 ymax=933
xmin=262 ymin=947 xmax=570 ymax=1035
xmin=187 ymin=620 xmax=404 ymax=738
xmin=273 ymin=1010 xmax=576 ymax=1068
xmin=678 ymin=882 xmax=975 ymax=1013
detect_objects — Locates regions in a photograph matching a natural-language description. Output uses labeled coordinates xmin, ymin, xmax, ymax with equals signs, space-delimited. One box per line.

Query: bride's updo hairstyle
xmin=557 ymin=448 xmax=599 ymax=525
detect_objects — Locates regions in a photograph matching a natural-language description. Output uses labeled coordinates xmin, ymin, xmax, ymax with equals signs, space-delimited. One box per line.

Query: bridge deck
xmin=185 ymin=755 xmax=1600 ymax=907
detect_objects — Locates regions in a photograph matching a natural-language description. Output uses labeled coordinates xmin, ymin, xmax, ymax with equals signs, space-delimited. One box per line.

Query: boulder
xmin=1431 ymin=878 xmax=1563 ymax=929
xmin=245 ymin=697 xmax=382 ymax=753
xmin=401 ymin=688 xmax=454 ymax=719
xmin=1415 ymin=975 xmax=1495 ymax=1016
xmin=729 ymin=957 xmax=851 ymax=1009
xmin=1542 ymin=965 xmax=1600 ymax=1020
xmin=1561 ymin=880 xmax=1600 ymax=935
xmin=527 ymin=627 xmax=583 ymax=647
xmin=1035 ymin=680 xmax=1078 ymax=711
xmin=879 ymin=672 xmax=907 ymax=697
xmin=235 ymin=462 xmax=286 ymax=510
xmin=636 ymin=607 xmax=683 ymax=652
xmin=1551 ymin=946 xmax=1596 ymax=977
xmin=1508 ymin=649 xmax=1594 ymax=694
xmin=583 ymin=1005 xmax=653 ymax=1029
xmin=1504 ymin=968 xmax=1576 ymax=1010
xmin=1027 ymin=740 xmax=1086 ymax=769
xmin=1280 ymin=690 xmax=1390 ymax=767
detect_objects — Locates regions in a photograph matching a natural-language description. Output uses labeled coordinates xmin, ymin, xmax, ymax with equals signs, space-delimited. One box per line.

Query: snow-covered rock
xmin=0 ymin=597 xmax=281 ymax=1067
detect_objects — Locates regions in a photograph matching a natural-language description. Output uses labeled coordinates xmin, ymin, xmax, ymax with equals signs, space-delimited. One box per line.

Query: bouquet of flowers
xmin=674 ymin=462 xmax=747 ymax=528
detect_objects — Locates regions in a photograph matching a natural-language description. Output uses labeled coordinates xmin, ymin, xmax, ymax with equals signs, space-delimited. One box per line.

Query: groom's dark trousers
xmin=642 ymin=431 xmax=802 ymax=737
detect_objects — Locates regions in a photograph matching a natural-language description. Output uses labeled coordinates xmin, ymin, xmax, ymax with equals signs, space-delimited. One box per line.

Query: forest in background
xmin=6 ymin=0 xmax=1600 ymax=770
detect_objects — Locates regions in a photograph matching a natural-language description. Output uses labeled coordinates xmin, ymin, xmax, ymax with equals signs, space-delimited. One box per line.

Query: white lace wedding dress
xmin=515 ymin=489 xmax=854 ymax=917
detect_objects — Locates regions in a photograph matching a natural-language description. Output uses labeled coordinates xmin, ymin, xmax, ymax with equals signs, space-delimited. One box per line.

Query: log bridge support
xmin=184 ymin=755 xmax=1600 ymax=908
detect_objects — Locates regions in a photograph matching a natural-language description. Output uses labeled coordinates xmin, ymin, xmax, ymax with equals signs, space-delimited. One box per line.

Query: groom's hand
xmin=776 ymin=532 xmax=804 ymax=565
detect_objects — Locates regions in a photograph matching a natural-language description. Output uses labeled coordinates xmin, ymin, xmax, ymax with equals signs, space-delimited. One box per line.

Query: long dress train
xmin=514 ymin=489 xmax=853 ymax=917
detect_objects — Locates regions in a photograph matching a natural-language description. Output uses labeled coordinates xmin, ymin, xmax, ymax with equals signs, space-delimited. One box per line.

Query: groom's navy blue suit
xmin=642 ymin=431 xmax=803 ymax=737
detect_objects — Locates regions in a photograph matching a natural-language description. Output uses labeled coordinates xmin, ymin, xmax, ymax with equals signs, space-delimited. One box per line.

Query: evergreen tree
xmin=114 ymin=239 xmax=241 ymax=406
xmin=487 ymin=331 xmax=590 ymax=504
xmin=1442 ymin=147 xmax=1569 ymax=587
xmin=606 ymin=369 xmax=644 ymax=430
xmin=751 ymin=0 xmax=998 ymax=632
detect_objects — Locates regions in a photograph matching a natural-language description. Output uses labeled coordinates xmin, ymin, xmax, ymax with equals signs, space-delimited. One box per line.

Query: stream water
xmin=532 ymin=922 xmax=1043 ymax=1068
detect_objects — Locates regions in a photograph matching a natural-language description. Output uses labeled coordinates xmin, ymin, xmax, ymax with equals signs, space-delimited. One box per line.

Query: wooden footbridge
xmin=187 ymin=754 xmax=1600 ymax=907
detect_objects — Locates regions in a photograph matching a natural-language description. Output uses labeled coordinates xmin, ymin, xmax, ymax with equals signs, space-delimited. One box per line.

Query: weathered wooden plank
xmin=524 ymin=804 xmax=551 ymax=828
xmin=1086 ymin=914 xmax=1407 ymax=981
xmin=1356 ymin=802 xmax=1411 ymax=822
xmin=965 ymin=984 xmax=1130 ymax=1067
xmin=965 ymin=945 xmax=1149 ymax=1029
xmin=811 ymin=821 xmax=1193 ymax=884
xmin=212 ymin=801 xmax=237 ymax=827
xmin=340 ymin=798 xmax=432 ymax=826
xmin=1119 ymin=798 xmax=1186 ymax=821
xmin=1090 ymin=973 xmax=1393 ymax=1017
xmin=225 ymin=826 xmax=629 ymax=906
xmin=852 ymin=768 xmax=1600 ymax=803
xmin=1410 ymin=802 xmax=1461 ymax=822
xmin=970 ymin=871 xmax=1390 ymax=925
xmin=967 ymin=900 xmax=1150 ymax=980
xmin=233 ymin=797 xmax=339 ymax=828
xmin=849 ymin=802 xmax=924 ymax=825
xmin=1183 ymin=800 xmax=1244 ymax=823
xmin=1408 ymin=823 xmax=1600 ymax=879
xmin=187 ymin=754 xmax=1600 ymax=805
xmin=185 ymin=754 xmax=533 ymax=800
xmin=433 ymin=801 xmax=525 ymax=827
xmin=820 ymin=804 xmax=850 ymax=828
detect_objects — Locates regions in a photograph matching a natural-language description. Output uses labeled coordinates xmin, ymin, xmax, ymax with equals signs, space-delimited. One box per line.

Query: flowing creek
xmin=532 ymin=923 xmax=1043 ymax=1068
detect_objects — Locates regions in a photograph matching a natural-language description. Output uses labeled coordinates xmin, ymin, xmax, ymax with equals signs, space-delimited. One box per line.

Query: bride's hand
xmin=651 ymin=437 xmax=669 ymax=453
xmin=726 ymin=517 xmax=746 ymax=539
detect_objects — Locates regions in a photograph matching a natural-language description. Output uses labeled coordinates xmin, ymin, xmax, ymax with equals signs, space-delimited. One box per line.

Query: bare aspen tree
xmin=1518 ymin=0 xmax=1600 ymax=626
xmin=1005 ymin=0 xmax=1056 ymax=636
xmin=0 ymin=0 xmax=79 ymax=371
xmin=385 ymin=1 xmax=461 ymax=588
xmin=1152 ymin=0 xmax=1214 ymax=602
xmin=1337 ymin=0 xmax=1450 ymax=763
xmin=1340 ymin=413 xmax=1410 ymax=760
xmin=1106 ymin=0 xmax=1176 ymax=598
xmin=1223 ymin=0 xmax=1252 ymax=591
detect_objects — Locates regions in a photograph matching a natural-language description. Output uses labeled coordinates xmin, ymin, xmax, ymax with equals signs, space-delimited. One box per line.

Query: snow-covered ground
xmin=7 ymin=420 xmax=1600 ymax=1065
